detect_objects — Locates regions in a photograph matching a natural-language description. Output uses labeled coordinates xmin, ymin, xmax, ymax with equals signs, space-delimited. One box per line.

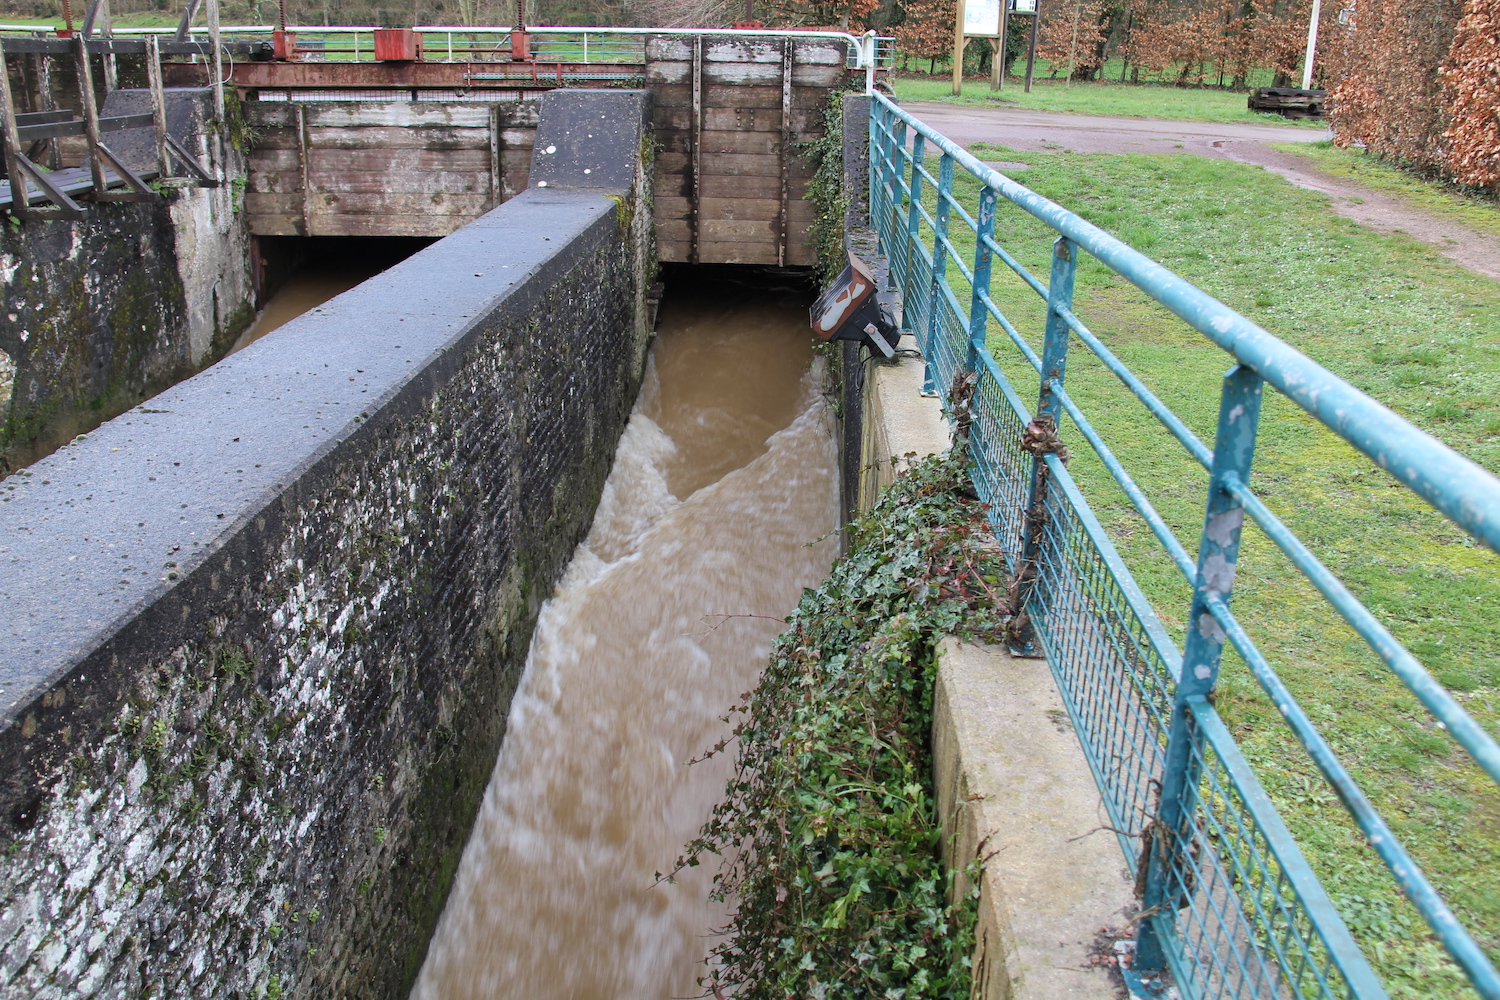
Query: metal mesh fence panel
xmin=862 ymin=92 xmax=1500 ymax=1000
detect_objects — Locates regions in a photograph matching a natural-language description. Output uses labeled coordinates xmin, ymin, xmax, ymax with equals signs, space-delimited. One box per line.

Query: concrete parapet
xmin=935 ymin=640 xmax=1134 ymax=1000
xmin=0 ymin=91 xmax=654 ymax=1000
xmin=855 ymin=334 xmax=951 ymax=513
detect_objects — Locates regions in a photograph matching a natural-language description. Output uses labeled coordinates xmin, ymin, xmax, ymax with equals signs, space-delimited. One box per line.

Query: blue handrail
xmin=867 ymin=91 xmax=1500 ymax=1000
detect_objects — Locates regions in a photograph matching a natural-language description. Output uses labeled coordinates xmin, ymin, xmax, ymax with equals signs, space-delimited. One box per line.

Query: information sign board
xmin=963 ymin=0 xmax=1001 ymax=36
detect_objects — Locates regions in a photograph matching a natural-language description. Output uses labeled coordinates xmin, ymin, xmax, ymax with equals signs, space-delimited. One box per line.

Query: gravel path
xmin=902 ymin=102 xmax=1500 ymax=282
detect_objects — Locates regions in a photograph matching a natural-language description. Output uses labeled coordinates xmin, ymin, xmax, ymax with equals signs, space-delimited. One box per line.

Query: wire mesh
xmin=1158 ymin=703 xmax=1355 ymax=1000
xmin=1030 ymin=468 xmax=1175 ymax=860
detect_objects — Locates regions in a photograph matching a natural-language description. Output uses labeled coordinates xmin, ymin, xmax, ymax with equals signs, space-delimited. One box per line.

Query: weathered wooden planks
xmin=238 ymin=35 xmax=847 ymax=255
xmin=243 ymin=98 xmax=537 ymax=237
xmin=649 ymin=34 xmax=846 ymax=265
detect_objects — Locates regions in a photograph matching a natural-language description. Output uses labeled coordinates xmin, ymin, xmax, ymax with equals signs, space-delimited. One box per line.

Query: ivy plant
xmin=677 ymin=451 xmax=1007 ymax=1000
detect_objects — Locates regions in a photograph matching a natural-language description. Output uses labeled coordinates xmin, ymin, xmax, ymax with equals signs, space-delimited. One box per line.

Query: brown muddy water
xmin=231 ymin=238 xmax=433 ymax=353
xmin=410 ymin=285 xmax=842 ymax=1000
xmin=229 ymin=266 xmax=373 ymax=353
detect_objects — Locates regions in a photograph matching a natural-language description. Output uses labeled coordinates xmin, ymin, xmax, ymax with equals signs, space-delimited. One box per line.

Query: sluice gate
xmin=235 ymin=31 xmax=858 ymax=264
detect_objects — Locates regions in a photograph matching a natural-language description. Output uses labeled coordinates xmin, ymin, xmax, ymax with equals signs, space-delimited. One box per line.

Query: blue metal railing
xmin=868 ymin=92 xmax=1500 ymax=1000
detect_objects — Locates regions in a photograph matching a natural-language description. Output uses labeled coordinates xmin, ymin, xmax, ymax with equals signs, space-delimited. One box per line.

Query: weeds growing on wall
xmin=802 ymin=91 xmax=852 ymax=283
xmin=673 ymin=451 xmax=1003 ymax=1000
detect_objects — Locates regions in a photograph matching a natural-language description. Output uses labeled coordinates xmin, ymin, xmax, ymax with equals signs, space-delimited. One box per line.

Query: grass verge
xmin=1270 ymin=140 xmax=1500 ymax=241
xmin=675 ymin=452 xmax=997 ymax=1000
xmin=904 ymin=141 xmax=1500 ymax=998
xmin=893 ymin=74 xmax=1326 ymax=128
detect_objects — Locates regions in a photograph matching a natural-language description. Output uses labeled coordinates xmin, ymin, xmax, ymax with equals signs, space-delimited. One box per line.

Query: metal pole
xmin=951 ymin=0 xmax=966 ymax=96
xmin=903 ymin=131 xmax=925 ymax=357
xmin=1300 ymin=0 xmax=1322 ymax=90
xmin=208 ymin=0 xmax=224 ymax=125
xmin=690 ymin=34 xmax=701 ymax=264
xmin=966 ymin=184 xmax=996 ymax=371
xmin=1037 ymin=236 xmax=1074 ymax=425
xmin=874 ymin=103 xmax=895 ymax=235
xmin=926 ymin=152 xmax=955 ymax=394
xmin=1133 ymin=363 xmax=1264 ymax=972
xmin=863 ymin=30 xmax=876 ymax=94
xmin=888 ymin=116 xmax=908 ymax=273
xmin=1006 ymin=234 xmax=1075 ymax=650
xmin=1023 ymin=0 xmax=1039 ymax=92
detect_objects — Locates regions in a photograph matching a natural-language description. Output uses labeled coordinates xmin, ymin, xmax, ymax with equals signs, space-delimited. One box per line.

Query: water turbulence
xmin=413 ymin=281 xmax=842 ymax=1000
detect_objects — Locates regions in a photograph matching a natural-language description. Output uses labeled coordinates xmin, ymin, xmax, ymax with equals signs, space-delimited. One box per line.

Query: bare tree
xmin=624 ymin=0 xmax=736 ymax=26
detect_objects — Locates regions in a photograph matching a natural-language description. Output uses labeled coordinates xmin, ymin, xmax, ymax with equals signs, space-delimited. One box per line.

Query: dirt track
xmin=902 ymin=102 xmax=1500 ymax=282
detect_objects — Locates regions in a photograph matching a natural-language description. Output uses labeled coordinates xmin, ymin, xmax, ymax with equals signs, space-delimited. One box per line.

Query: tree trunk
xmin=1064 ymin=0 xmax=1080 ymax=88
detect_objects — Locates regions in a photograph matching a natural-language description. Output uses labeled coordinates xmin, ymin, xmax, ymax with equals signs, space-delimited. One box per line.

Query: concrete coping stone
xmin=935 ymin=639 xmax=1134 ymax=1000
xmin=0 ymin=186 xmax=620 ymax=726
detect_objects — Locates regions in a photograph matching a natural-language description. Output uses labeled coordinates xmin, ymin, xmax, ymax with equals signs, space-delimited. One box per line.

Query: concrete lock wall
xmin=0 ymin=88 xmax=256 ymax=476
xmin=0 ymin=88 xmax=654 ymax=1000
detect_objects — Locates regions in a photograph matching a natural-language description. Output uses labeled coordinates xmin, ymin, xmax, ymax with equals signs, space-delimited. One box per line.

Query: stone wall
xmin=0 ymin=89 xmax=654 ymax=1000
xmin=0 ymin=88 xmax=254 ymax=475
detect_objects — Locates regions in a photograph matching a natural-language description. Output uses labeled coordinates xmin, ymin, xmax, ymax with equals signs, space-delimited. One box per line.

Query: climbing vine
xmin=801 ymin=90 xmax=852 ymax=283
xmin=675 ymin=451 xmax=1006 ymax=1000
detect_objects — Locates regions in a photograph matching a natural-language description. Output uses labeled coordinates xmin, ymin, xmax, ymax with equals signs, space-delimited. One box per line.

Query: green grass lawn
xmin=906 ymin=143 xmax=1500 ymax=998
xmin=1272 ymin=140 xmax=1500 ymax=242
xmin=893 ymin=73 xmax=1328 ymax=128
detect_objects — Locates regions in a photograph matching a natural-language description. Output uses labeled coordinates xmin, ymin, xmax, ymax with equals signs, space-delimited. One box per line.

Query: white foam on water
xmin=413 ymin=294 xmax=840 ymax=1000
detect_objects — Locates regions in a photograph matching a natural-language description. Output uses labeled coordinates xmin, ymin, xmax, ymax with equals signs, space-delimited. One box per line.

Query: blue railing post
xmin=1005 ymin=236 xmax=1077 ymax=652
xmin=1038 ymin=236 xmax=1076 ymax=423
xmin=966 ymin=185 xmax=997 ymax=372
xmin=902 ymin=131 xmax=925 ymax=348
xmin=886 ymin=115 xmax=906 ymax=284
xmin=923 ymin=152 xmax=954 ymax=396
xmin=866 ymin=101 xmax=882 ymax=228
xmin=882 ymin=117 xmax=899 ymax=228
xmin=1135 ymin=363 xmax=1265 ymax=973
